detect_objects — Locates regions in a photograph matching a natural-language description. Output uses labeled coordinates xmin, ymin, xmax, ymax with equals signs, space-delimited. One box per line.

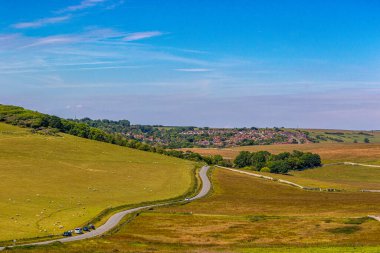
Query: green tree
xmin=251 ymin=151 xmax=271 ymax=170
xmin=299 ymin=152 xmax=322 ymax=169
xmin=267 ymin=160 xmax=291 ymax=174
xmin=234 ymin=151 xmax=252 ymax=168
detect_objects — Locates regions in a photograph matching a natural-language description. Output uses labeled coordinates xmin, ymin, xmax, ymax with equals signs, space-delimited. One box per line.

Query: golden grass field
xmin=182 ymin=143 xmax=380 ymax=190
xmin=183 ymin=143 xmax=380 ymax=164
xmin=8 ymin=168 xmax=380 ymax=253
xmin=0 ymin=123 xmax=195 ymax=242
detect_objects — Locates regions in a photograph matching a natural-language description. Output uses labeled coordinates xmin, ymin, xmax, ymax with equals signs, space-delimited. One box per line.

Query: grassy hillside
xmin=0 ymin=122 xmax=195 ymax=242
xmin=306 ymin=129 xmax=380 ymax=144
xmin=10 ymin=168 xmax=380 ymax=253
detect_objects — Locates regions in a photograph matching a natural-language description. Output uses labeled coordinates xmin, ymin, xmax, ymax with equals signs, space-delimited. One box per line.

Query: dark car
xmin=88 ymin=224 xmax=95 ymax=230
xmin=83 ymin=226 xmax=90 ymax=232
xmin=63 ymin=231 xmax=72 ymax=237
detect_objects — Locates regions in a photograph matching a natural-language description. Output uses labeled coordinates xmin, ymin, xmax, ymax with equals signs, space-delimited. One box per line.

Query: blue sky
xmin=1 ymin=0 xmax=380 ymax=129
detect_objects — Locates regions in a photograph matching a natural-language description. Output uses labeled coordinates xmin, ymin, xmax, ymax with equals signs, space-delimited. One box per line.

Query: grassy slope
xmin=305 ymin=129 xmax=380 ymax=144
xmin=183 ymin=143 xmax=380 ymax=190
xmin=10 ymin=168 xmax=380 ymax=253
xmin=0 ymin=123 xmax=195 ymax=242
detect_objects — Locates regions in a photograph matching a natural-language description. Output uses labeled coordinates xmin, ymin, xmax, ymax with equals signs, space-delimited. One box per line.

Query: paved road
xmin=0 ymin=166 xmax=210 ymax=250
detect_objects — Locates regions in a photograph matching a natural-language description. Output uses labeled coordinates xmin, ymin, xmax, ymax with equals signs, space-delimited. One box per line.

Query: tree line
xmin=0 ymin=104 xmax=230 ymax=166
xmin=233 ymin=150 xmax=322 ymax=174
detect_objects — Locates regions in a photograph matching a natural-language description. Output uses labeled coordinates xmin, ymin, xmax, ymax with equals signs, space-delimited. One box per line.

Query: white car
xmin=74 ymin=228 xmax=83 ymax=234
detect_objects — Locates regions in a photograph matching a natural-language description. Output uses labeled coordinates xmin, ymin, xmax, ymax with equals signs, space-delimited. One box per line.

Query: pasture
xmin=183 ymin=143 xmax=380 ymax=190
xmin=8 ymin=168 xmax=380 ymax=253
xmin=0 ymin=123 xmax=195 ymax=242
xmin=78 ymin=168 xmax=380 ymax=249
xmin=183 ymin=143 xmax=380 ymax=164
xmin=305 ymin=129 xmax=380 ymax=144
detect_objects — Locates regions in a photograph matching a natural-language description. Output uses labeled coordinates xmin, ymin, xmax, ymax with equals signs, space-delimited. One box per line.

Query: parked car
xmin=88 ymin=224 xmax=95 ymax=230
xmin=74 ymin=228 xmax=83 ymax=234
xmin=63 ymin=231 xmax=72 ymax=237
xmin=83 ymin=226 xmax=89 ymax=232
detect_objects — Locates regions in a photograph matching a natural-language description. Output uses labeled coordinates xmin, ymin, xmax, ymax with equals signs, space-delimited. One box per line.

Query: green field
xmin=8 ymin=167 xmax=380 ymax=253
xmin=305 ymin=129 xmax=380 ymax=144
xmin=0 ymin=123 xmax=195 ymax=242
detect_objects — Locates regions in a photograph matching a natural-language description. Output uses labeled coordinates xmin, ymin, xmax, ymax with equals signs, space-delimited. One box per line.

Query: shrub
xmin=260 ymin=167 xmax=271 ymax=173
xmin=326 ymin=226 xmax=361 ymax=234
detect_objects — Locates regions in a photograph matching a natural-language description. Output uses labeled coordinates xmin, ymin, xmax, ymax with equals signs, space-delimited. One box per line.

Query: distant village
xmin=125 ymin=128 xmax=312 ymax=148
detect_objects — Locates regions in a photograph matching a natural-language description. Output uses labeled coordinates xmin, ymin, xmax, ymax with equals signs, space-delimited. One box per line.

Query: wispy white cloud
xmin=123 ymin=31 xmax=164 ymax=42
xmin=176 ymin=68 xmax=212 ymax=72
xmin=12 ymin=15 xmax=71 ymax=29
xmin=21 ymin=35 xmax=79 ymax=48
xmin=59 ymin=0 xmax=107 ymax=13
xmin=105 ymin=0 xmax=125 ymax=10
xmin=15 ymin=28 xmax=124 ymax=48
xmin=12 ymin=0 xmax=122 ymax=30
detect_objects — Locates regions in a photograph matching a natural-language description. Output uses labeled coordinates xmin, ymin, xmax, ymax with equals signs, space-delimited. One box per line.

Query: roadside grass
xmin=7 ymin=242 xmax=380 ymax=253
xmin=0 ymin=122 xmax=195 ymax=242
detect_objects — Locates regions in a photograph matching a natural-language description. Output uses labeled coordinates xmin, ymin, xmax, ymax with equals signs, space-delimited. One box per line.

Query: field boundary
xmin=324 ymin=162 xmax=380 ymax=168
xmin=343 ymin=162 xmax=380 ymax=168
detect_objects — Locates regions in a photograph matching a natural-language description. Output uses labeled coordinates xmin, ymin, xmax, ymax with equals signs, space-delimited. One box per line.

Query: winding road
xmin=0 ymin=166 xmax=211 ymax=251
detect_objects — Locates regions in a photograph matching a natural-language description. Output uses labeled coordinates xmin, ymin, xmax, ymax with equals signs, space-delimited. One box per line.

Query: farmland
xmin=0 ymin=123 xmax=195 ymax=242
xmin=183 ymin=143 xmax=380 ymax=164
xmin=182 ymin=143 xmax=380 ymax=190
xmin=9 ymin=167 xmax=380 ymax=253
xmin=306 ymin=129 xmax=380 ymax=144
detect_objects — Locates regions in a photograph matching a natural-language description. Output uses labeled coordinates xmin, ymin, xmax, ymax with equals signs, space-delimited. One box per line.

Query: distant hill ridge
xmin=1 ymin=104 xmax=378 ymax=150
xmin=73 ymin=118 xmax=379 ymax=148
